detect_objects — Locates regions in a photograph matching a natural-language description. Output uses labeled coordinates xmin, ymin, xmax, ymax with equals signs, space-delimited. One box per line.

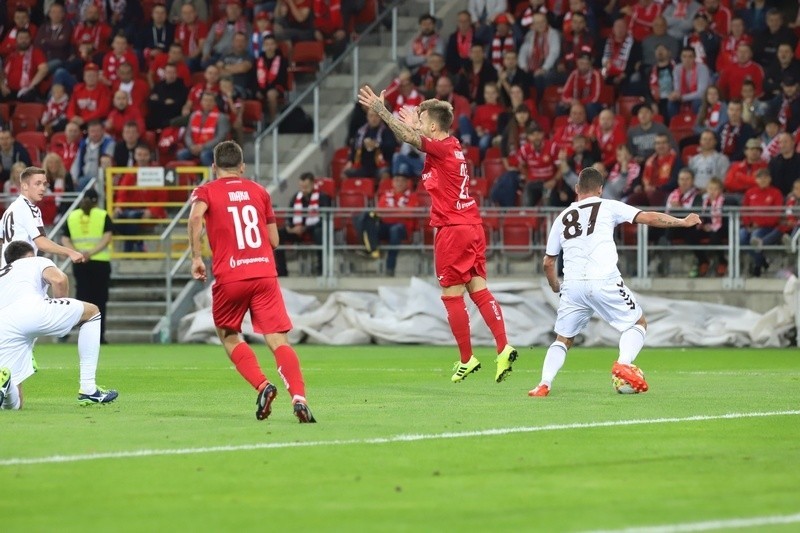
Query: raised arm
xmin=634 ymin=211 xmax=701 ymax=228
xmin=357 ymin=85 xmax=423 ymax=150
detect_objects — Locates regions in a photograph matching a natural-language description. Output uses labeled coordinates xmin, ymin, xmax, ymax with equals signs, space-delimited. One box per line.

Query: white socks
xmin=618 ymin=324 xmax=647 ymax=365
xmin=540 ymin=341 xmax=568 ymax=386
xmin=78 ymin=314 xmax=102 ymax=394
xmin=1 ymin=381 xmax=20 ymax=410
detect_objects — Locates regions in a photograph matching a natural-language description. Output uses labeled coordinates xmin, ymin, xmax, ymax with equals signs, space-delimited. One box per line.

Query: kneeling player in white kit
xmin=0 ymin=241 xmax=118 ymax=409
xmin=529 ymin=168 xmax=701 ymax=396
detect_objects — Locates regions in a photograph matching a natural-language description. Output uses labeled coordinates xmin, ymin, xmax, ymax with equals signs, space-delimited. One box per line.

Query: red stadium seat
xmin=501 ymin=224 xmax=534 ymax=253
xmin=340 ymin=177 xmax=375 ymax=197
xmin=469 ymin=177 xmax=489 ymax=201
xmin=671 ymin=128 xmax=695 ymax=145
xmin=0 ymin=103 xmax=9 ymax=125
xmin=617 ymin=96 xmax=645 ymax=122
xmin=540 ymin=85 xmax=563 ymax=118
xmin=242 ymin=100 xmax=264 ymax=134
xmin=463 ymin=145 xmax=480 ymax=167
xmin=553 ymin=115 xmax=569 ymax=130
xmin=481 ymin=159 xmax=506 ymax=189
xmin=315 ymin=177 xmax=336 ymax=197
xmin=669 ymin=112 xmax=696 ymax=130
xmin=11 ymin=103 xmax=45 ymax=133
xmin=681 ymin=144 xmax=700 ymax=165
xmin=377 ymin=176 xmax=393 ymax=196
xmin=484 ymin=146 xmax=501 ymax=161
xmin=290 ymin=41 xmax=325 ymax=75
xmin=331 ymin=146 xmax=350 ymax=181
xmin=16 ymin=131 xmax=47 ymax=158
xmin=599 ymin=84 xmax=616 ymax=106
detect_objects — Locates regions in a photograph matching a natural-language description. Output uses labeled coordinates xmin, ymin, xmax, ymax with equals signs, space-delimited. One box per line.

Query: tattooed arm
xmin=358 ymin=85 xmax=423 ymax=150
xmin=634 ymin=211 xmax=701 ymax=228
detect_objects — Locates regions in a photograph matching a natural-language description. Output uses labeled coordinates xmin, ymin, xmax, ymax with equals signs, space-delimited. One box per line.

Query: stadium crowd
xmin=335 ymin=0 xmax=800 ymax=277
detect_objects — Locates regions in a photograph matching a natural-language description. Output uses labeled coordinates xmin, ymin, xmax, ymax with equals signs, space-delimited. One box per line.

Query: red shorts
xmin=211 ymin=277 xmax=293 ymax=334
xmin=433 ymin=224 xmax=487 ymax=287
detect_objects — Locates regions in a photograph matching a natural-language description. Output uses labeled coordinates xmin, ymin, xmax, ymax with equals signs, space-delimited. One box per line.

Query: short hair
xmin=755 ymin=168 xmax=771 ymax=179
xmin=577 ymin=167 xmax=604 ymax=193
xmin=87 ymin=119 xmax=104 ymax=129
xmin=123 ymin=120 xmax=140 ymax=130
xmin=20 ymin=166 xmax=45 ymax=182
xmin=419 ymin=98 xmax=454 ymax=131
xmin=419 ymin=13 xmax=436 ymax=24
xmin=679 ymin=167 xmax=695 ymax=180
xmin=707 ymin=176 xmax=723 ymax=189
xmin=681 ymin=46 xmax=696 ymax=55
xmin=213 ymin=140 xmax=243 ymax=169
xmin=299 ymin=172 xmax=315 ymax=182
xmin=3 ymin=241 xmax=34 ymax=265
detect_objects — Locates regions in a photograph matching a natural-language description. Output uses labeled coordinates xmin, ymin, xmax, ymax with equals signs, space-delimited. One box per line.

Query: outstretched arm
xmin=634 ymin=211 xmax=701 ymax=228
xmin=358 ymin=85 xmax=423 ymax=150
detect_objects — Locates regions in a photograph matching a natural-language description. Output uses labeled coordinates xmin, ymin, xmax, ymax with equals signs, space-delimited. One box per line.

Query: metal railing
xmin=253 ymin=0 xmax=407 ymax=183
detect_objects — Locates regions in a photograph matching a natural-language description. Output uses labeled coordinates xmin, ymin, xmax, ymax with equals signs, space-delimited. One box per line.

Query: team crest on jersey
xmin=454 ymin=150 xmax=465 ymax=160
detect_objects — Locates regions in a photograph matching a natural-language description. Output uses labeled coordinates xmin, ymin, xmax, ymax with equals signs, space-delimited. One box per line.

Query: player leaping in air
xmin=358 ymin=84 xmax=518 ymax=383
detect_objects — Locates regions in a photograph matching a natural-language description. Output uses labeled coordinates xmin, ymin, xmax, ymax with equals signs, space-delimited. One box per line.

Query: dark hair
xmin=577 ymin=167 xmax=604 ymax=193
xmin=20 ymin=166 xmax=45 ymax=182
xmin=123 ymin=120 xmax=140 ymax=130
xmin=681 ymin=46 xmax=696 ymax=55
xmin=299 ymin=172 xmax=315 ymax=182
xmin=3 ymin=241 xmax=34 ymax=265
xmin=679 ymin=167 xmax=695 ymax=180
xmin=419 ymin=14 xmax=436 ymax=24
xmin=213 ymin=140 xmax=243 ymax=169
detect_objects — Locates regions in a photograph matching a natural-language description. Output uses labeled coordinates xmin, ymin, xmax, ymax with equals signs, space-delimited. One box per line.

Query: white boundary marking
xmin=2 ymin=410 xmax=798 ymax=467
xmin=585 ymin=512 xmax=800 ymax=532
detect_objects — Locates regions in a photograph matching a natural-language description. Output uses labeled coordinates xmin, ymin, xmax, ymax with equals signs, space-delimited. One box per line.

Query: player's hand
xmin=357 ymin=85 xmax=385 ymax=113
xmin=69 ymin=249 xmax=86 ymax=263
xmin=398 ymin=105 xmax=420 ymax=128
xmin=192 ymin=257 xmax=207 ymax=282
xmin=683 ymin=213 xmax=701 ymax=227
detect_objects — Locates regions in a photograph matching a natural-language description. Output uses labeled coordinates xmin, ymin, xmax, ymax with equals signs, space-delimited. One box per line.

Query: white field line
xmin=2 ymin=410 xmax=798 ymax=467
xmin=586 ymin=511 xmax=800 ymax=533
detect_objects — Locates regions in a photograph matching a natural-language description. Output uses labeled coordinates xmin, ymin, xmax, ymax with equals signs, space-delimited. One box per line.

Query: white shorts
xmin=0 ymin=298 xmax=84 ymax=385
xmin=554 ymin=277 xmax=643 ymax=338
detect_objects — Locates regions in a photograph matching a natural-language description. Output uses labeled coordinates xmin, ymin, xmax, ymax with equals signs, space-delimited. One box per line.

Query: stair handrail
xmin=253 ymin=0 xmax=406 ymax=183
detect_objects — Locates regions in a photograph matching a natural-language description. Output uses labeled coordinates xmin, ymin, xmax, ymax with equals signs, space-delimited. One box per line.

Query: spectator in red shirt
xmin=718 ymin=43 xmax=764 ymax=101
xmin=739 ymin=168 xmax=784 ymax=276
xmin=313 ymin=0 xmax=346 ymax=59
xmin=0 ymin=6 xmax=38 ymax=58
xmin=724 ymin=137 xmax=767 ymax=196
xmin=590 ymin=109 xmax=627 ymax=168
xmin=54 ymin=122 xmax=82 ymax=172
xmin=628 ymin=132 xmax=680 ymax=206
xmin=551 ymin=102 xmax=591 ymax=158
xmin=717 ymin=16 xmax=752 ymax=73
xmin=558 ymin=50 xmax=603 ymax=120
xmin=779 ymin=179 xmax=800 ymax=246
xmin=274 ymin=0 xmax=315 ymax=43
xmin=0 ymin=28 xmax=48 ymax=102
xmin=175 ymin=2 xmax=208 ymax=72
xmin=67 ymin=62 xmax=113 ymax=126
xmin=628 ymin=0 xmax=663 ymax=42
xmin=72 ymin=4 xmax=112 ymax=56
xmin=181 ymin=64 xmax=221 ymax=119
xmin=112 ymin=62 xmax=150 ymax=113
xmin=104 ymin=90 xmax=146 ymax=141
xmin=100 ymin=34 xmax=139 ymax=87
xmin=459 ymin=82 xmax=505 ymax=160
xmin=41 ymin=83 xmax=70 ymax=136
xmin=698 ymin=0 xmax=731 ymax=38
xmin=149 ymin=42 xmax=192 ymax=88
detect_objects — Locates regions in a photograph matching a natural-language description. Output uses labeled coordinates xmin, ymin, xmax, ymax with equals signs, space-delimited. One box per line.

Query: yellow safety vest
xmin=66 ymin=207 xmax=111 ymax=262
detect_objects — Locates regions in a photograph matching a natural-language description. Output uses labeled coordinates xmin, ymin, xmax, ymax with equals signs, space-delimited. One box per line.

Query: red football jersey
xmin=191 ymin=176 xmax=278 ymax=284
xmin=420 ymin=136 xmax=481 ymax=227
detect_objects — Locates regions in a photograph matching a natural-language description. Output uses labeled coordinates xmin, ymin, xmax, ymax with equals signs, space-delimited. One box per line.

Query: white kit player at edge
xmin=0 ymin=241 xmax=117 ymax=410
xmin=529 ymin=167 xmax=701 ymax=397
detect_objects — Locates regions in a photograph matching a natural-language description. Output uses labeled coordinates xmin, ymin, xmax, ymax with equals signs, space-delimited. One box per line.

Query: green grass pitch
xmin=2 ymin=344 xmax=799 ymax=532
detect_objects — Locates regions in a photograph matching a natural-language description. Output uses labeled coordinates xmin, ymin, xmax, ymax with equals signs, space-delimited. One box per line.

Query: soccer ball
xmin=611 ymin=366 xmax=645 ymax=394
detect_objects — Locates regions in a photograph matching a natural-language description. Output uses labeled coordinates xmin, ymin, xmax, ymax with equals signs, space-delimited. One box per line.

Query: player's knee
xmin=83 ymin=302 xmax=100 ymax=319
xmin=556 ymin=335 xmax=574 ymax=349
xmin=635 ymin=316 xmax=647 ymax=330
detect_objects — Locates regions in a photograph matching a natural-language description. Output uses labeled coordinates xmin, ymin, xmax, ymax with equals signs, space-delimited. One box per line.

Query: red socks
xmin=442 ymin=295 xmax=473 ymax=363
xmin=470 ymin=289 xmax=508 ymax=352
xmin=230 ymin=342 xmax=268 ymax=390
xmin=273 ymin=344 xmax=306 ymax=398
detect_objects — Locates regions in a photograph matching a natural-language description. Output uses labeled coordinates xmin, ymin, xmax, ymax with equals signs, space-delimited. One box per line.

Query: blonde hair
xmin=419 ymin=98 xmax=454 ymax=131
xmin=9 ymin=162 xmax=27 ymax=186
xmin=42 ymin=153 xmax=67 ymax=181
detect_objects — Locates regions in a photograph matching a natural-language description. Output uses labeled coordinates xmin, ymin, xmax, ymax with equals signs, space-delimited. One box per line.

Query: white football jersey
xmin=0 ymin=195 xmax=44 ymax=267
xmin=546 ymin=197 xmax=641 ymax=281
xmin=0 ymin=256 xmax=54 ymax=310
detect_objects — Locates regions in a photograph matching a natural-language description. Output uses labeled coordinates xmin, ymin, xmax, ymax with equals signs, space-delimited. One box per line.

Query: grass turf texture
xmin=2 ymin=345 xmax=799 ymax=532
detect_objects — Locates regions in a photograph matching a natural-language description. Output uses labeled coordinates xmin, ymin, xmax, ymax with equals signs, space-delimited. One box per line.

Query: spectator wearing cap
xmin=518 ymin=13 xmax=561 ymax=98
xmin=137 ymin=3 xmax=174 ymax=69
xmin=0 ymin=6 xmax=37 ymax=58
xmin=202 ymin=0 xmax=251 ymax=68
xmin=0 ymin=28 xmax=48 ymax=102
xmin=100 ymin=34 xmax=139 ymax=87
xmin=405 ymin=14 xmax=445 ymax=73
xmin=177 ymin=91 xmax=231 ymax=166
xmin=627 ymin=104 xmax=675 ymax=163
xmin=67 ymin=63 xmax=112 ymax=126
xmin=642 ymin=16 xmax=680 ymax=74
xmin=455 ymin=43 xmax=498 ymax=105
xmin=765 ymin=75 xmax=800 ymax=133
xmin=558 ymin=12 xmax=594 ymax=78
xmin=558 ymin=51 xmax=603 ymax=121
xmin=718 ymin=43 xmax=764 ymax=101
xmin=724 ymin=138 xmax=767 ymax=196
xmin=487 ymin=13 xmax=517 ymax=72
xmin=753 ymin=8 xmax=797 ymax=70
xmin=715 ymin=100 xmax=755 ymax=162
xmin=601 ymin=19 xmax=643 ymax=97
xmin=445 ymin=10 xmax=479 ymax=75
xmin=716 ymin=17 xmax=752 ymax=73
xmin=768 ymin=133 xmax=800 ymax=196
xmin=667 ymin=47 xmax=709 ymax=119
xmin=274 ymin=0 xmax=315 ymax=43
xmin=764 ymin=43 xmax=800 ymax=99
xmin=148 ymin=63 xmax=189 ymax=130
xmin=683 ymin=12 xmax=720 ymax=68
xmin=649 ymin=44 xmax=676 ymax=120
xmin=175 ymin=2 xmax=209 ymax=72
xmin=34 ymin=3 xmax=75 ymax=72
xmin=663 ymin=0 xmax=701 ymax=41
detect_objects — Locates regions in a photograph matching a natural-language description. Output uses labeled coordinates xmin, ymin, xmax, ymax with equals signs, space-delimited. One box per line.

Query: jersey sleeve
xmin=22 ymin=205 xmax=44 ymax=238
xmin=610 ymin=200 xmax=641 ymax=226
xmin=37 ymin=257 xmax=57 ymax=274
xmin=262 ymin=187 xmax=276 ymax=224
xmin=545 ymin=219 xmax=563 ymax=257
xmin=420 ymin=136 xmax=446 ymax=158
xmin=190 ymin=184 xmax=209 ymax=205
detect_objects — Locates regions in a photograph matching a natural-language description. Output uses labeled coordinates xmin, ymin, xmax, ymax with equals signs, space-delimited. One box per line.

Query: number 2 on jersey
xmin=458 ymin=162 xmax=470 ymax=199
xmin=227 ymin=205 xmax=262 ymax=250
xmin=562 ymin=202 xmax=601 ymax=240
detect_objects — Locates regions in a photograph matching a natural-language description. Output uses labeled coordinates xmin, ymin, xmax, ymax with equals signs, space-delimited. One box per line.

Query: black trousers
xmin=73 ymin=260 xmax=111 ymax=343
